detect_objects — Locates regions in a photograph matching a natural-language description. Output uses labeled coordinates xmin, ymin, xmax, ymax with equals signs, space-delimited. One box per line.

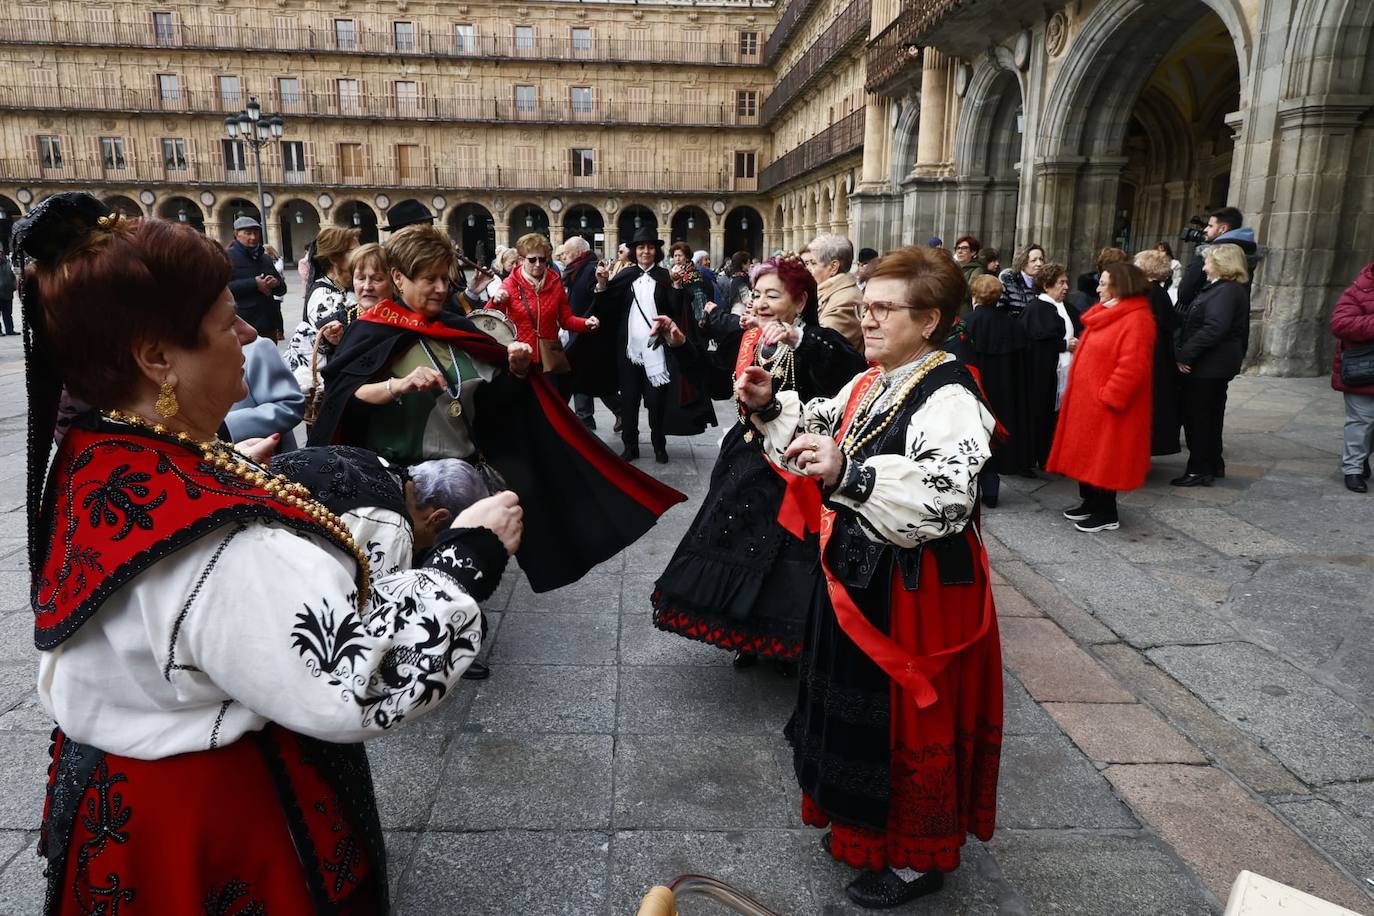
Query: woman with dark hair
xmin=737 ymin=245 xmax=1002 ymax=908
xmin=952 ymin=234 xmax=985 ymax=289
xmin=668 ymin=240 xmax=713 ymax=326
xmin=1134 ymin=248 xmax=1181 ymax=456
xmin=1049 ymin=261 xmax=1157 ymax=531
xmin=284 ymin=227 xmax=360 ymax=394
xmin=653 ymin=255 xmax=865 ymax=669
xmin=1075 ymin=246 xmax=1129 ymax=312
xmin=1023 ymin=263 xmax=1080 ymax=467
xmin=17 ymin=193 xmax=522 ymax=912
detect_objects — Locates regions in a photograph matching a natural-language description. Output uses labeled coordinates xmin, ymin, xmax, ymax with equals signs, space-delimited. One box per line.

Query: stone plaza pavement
xmin=0 ymin=324 xmax=1369 ymax=913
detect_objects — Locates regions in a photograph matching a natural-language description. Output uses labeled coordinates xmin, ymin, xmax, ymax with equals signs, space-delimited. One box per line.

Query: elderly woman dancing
xmin=736 ymin=245 xmax=1003 ymax=909
xmin=18 ymin=193 xmax=524 ymax=913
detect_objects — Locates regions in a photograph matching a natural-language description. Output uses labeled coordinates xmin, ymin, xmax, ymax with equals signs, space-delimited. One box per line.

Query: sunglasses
xmin=525 ymin=256 xmax=548 ymax=264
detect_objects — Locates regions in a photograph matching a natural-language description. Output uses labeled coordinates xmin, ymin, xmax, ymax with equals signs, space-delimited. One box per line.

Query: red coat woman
xmin=1330 ymin=260 xmax=1374 ymax=491
xmin=495 ymin=233 xmax=598 ymax=368
xmin=1047 ymin=262 xmax=1156 ymax=531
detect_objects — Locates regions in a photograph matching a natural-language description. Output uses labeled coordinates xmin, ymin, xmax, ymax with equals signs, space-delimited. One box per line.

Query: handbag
xmin=1340 ymin=342 xmax=1374 ymax=388
xmin=516 ymin=284 xmax=571 ymax=374
xmin=302 ymin=330 xmax=327 ymax=428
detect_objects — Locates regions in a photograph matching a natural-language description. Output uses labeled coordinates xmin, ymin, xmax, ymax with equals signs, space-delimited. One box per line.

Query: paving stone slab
xmin=383 ymin=830 xmax=419 ymax=905
xmin=983 ymin=511 xmax=1116 ymax=565
xmin=365 ymin=731 xmax=449 ymax=830
xmin=1147 ymin=643 xmax=1374 ymax=785
xmin=1105 ymin=764 xmax=1373 ymax=911
xmin=465 ymin=664 xmax=618 ymax=734
xmin=991 ymin=584 xmax=1041 ymax=617
xmin=995 ymin=734 xmax=1138 ymax=829
xmin=0 ymin=734 xmax=51 ymax=830
xmin=0 ymin=570 xmax=27 ymax=614
xmin=998 ymin=618 xmax=1134 ymax=703
xmin=1002 ymin=671 xmax=1059 ymax=736
xmin=0 ymin=833 xmax=42 ymax=916
xmin=1044 ymin=702 xmax=1209 ymax=764
xmin=1097 ymin=522 xmax=1221 ymax=564
xmin=1223 ymin=584 xmax=1357 ymax=671
xmin=992 ymin=560 xmax=1119 ymax=645
xmin=1151 ymin=508 xmax=1301 ymax=558
xmin=508 ymin=559 xmax=623 ymax=612
xmin=609 ymin=829 xmax=816 ymax=916
xmin=488 ymin=611 xmax=619 ymax=666
xmin=396 ymin=830 xmax=608 ymax=916
xmin=429 ymin=733 xmax=613 ymax=830
xmin=1270 ymin=798 xmax=1374 ymax=895
xmin=613 ymin=735 xmax=795 ymax=830
xmin=989 ymin=829 xmax=1215 ymax=916
xmin=618 ymin=619 xmax=733 ymax=666
xmin=1245 ymin=556 xmax=1374 ymax=611
xmin=0 ymin=696 xmax=50 ymax=734
xmin=617 ymin=665 xmax=794 ymax=736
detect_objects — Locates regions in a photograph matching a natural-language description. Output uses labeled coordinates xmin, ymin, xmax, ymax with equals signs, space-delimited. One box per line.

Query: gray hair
xmin=408 ymin=459 xmax=489 ymax=515
xmin=564 ymin=236 xmax=590 ymax=256
xmin=806 ymin=234 xmax=854 ymax=272
xmin=692 ymin=250 xmax=709 ymax=267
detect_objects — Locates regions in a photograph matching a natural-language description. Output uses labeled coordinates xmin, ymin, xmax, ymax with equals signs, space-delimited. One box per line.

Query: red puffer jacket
xmin=500 ymin=267 xmax=590 ymax=366
xmin=1331 ymin=261 xmax=1374 ymax=396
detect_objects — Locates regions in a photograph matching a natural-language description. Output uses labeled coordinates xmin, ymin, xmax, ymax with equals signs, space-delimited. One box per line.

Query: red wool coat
xmin=1047 ymin=295 xmax=1156 ymax=491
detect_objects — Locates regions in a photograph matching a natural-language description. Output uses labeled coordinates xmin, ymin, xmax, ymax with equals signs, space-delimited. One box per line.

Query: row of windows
xmin=34 ymin=134 xmax=760 ymax=180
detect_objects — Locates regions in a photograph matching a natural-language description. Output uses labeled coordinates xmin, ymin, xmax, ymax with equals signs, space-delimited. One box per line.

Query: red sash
xmin=35 ymin=424 xmax=367 ymax=650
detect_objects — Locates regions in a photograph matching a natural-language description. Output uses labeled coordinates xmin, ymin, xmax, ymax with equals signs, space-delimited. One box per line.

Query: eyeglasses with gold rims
xmin=854 ymin=300 xmax=923 ymax=321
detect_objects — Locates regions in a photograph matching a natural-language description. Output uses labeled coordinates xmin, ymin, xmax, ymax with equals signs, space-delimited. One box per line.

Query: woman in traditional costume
xmin=309 ymin=223 xmax=684 ymax=595
xmin=652 ymin=256 xmax=865 ymax=668
xmin=737 ymin=245 xmax=1003 ymax=909
xmin=21 ymin=193 xmax=523 ymax=913
xmin=284 ymin=228 xmax=361 ymax=392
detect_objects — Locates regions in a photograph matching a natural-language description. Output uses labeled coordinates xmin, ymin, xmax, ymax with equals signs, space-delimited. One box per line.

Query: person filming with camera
xmin=1176 ymin=206 xmax=1260 ymax=312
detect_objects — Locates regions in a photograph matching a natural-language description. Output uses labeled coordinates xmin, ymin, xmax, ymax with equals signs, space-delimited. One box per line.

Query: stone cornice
xmin=1276 ymin=94 xmax=1373 ymax=131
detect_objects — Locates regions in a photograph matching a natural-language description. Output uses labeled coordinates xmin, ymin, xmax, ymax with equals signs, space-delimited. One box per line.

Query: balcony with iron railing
xmin=762 ymin=0 xmax=825 ymax=65
xmin=0 ymin=18 xmax=769 ymax=68
xmin=758 ymin=106 xmax=863 ymax=191
xmin=864 ymin=0 xmax=1049 ymax=86
xmin=0 ymin=155 xmax=746 ymax=195
xmin=0 ymin=84 xmax=767 ymax=130
xmin=865 ymin=10 xmax=922 ymax=94
xmin=761 ymin=0 xmax=870 ymax=124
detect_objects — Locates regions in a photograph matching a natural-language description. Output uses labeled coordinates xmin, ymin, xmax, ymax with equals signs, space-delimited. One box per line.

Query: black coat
xmin=964 ymin=302 xmax=1035 ymax=474
xmin=997 ymin=269 xmax=1036 ymax=313
xmin=1146 ymin=284 xmax=1181 ymax=455
xmin=561 ymin=253 xmax=599 ymax=317
xmin=1021 ymin=295 xmax=1081 ymax=466
xmin=1177 ymin=230 xmax=1260 ymax=312
xmin=227 ymin=240 xmax=286 ymax=337
xmin=1176 ymin=279 xmax=1249 ymax=379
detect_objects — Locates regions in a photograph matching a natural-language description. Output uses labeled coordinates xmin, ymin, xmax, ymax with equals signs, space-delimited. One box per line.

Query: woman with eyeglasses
xmin=653 ymin=255 xmax=866 ymax=671
xmin=492 ymin=233 xmax=599 ymax=372
xmin=736 ymin=245 xmax=1002 ymax=909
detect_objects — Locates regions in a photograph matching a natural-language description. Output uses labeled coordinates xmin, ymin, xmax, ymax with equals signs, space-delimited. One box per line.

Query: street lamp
xmin=224 ymin=96 xmax=286 ymax=247
xmin=177 ymin=206 xmax=188 ymax=223
xmin=352 ymin=210 xmax=362 ymax=227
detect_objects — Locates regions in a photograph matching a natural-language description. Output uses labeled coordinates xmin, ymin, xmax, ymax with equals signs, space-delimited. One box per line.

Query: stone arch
xmin=1284 ymin=0 xmax=1374 ymax=98
xmin=157 ymin=196 xmax=205 ymax=233
xmin=952 ymin=52 xmax=1025 ymax=254
xmin=668 ymin=204 xmax=710 ymax=251
xmin=448 ymin=203 xmax=496 ymax=263
xmin=617 ymin=203 xmax=658 ymax=242
xmin=724 ymin=206 xmax=763 ymax=259
xmin=891 ymin=98 xmax=922 ymax=186
xmin=0 ymin=195 xmax=20 ymax=249
xmin=99 ymin=194 xmax=144 ymax=218
xmin=562 ymin=203 xmax=605 ymax=252
xmin=334 ymin=200 xmax=378 ymax=244
xmin=275 ymin=198 xmax=320 ymax=262
xmin=508 ymin=202 xmax=549 ymax=247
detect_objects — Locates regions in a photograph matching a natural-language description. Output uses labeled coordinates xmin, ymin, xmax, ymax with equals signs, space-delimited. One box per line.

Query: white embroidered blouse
xmin=756 ymin=352 xmax=996 ymax=547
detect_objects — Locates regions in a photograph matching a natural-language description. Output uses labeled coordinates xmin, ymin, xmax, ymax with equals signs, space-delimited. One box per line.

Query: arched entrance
xmin=953 ymin=60 xmax=1025 ymax=255
xmin=448 ymin=203 xmax=496 ymax=264
xmin=335 ymin=200 xmax=378 ymax=244
xmin=100 ymin=194 xmax=144 ymax=219
xmin=158 ymin=196 xmax=205 ymax=233
xmin=617 ymin=204 xmax=657 ymax=244
xmin=563 ymin=205 xmax=605 ymax=252
xmin=669 ymin=205 xmax=709 ymax=251
xmin=277 ymin=200 xmax=320 ymax=262
xmin=0 ymin=195 xmax=20 ymax=249
xmin=218 ymin=198 xmax=261 ymax=241
xmin=508 ymin=203 xmax=548 ymax=247
xmin=724 ymin=206 xmax=763 ymax=259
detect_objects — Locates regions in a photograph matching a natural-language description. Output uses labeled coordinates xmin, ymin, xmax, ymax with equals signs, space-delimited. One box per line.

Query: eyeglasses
xmin=954 ymin=244 xmax=973 ymax=252
xmin=524 ymin=256 xmax=548 ymax=264
xmin=855 ymin=300 xmax=922 ymax=321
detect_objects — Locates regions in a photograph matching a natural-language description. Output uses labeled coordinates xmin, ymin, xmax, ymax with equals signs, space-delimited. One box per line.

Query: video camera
xmin=1179 ymin=216 xmax=1207 ymax=245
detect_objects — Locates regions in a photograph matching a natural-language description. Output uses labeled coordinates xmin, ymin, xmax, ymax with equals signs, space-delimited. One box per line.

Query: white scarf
xmin=627 ymin=269 xmax=670 ymax=386
xmin=1038 ymin=292 xmax=1073 ymax=409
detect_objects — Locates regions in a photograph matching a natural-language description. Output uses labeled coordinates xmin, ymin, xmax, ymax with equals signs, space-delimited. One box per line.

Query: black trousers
xmin=0 ymin=293 xmax=12 ymax=334
xmin=1078 ymin=482 xmax=1117 ymax=518
xmin=617 ymin=355 xmax=666 ymax=450
xmin=1180 ymin=376 xmax=1230 ymax=476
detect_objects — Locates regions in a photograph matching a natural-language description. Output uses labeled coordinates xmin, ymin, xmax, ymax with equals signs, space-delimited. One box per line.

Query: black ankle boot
xmin=845 ymin=869 xmax=945 ymax=909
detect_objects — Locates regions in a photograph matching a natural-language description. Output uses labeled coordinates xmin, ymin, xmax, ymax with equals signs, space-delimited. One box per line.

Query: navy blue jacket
xmin=227 ymin=240 xmax=287 ymax=337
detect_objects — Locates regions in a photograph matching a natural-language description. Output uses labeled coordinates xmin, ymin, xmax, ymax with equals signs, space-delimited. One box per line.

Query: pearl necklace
xmin=102 ymin=410 xmax=372 ymax=611
xmin=840 ymin=351 xmax=947 ymax=458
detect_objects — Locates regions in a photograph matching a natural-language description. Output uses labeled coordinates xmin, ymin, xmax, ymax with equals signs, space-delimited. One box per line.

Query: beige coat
xmin=816 ymin=272 xmax=865 ymax=351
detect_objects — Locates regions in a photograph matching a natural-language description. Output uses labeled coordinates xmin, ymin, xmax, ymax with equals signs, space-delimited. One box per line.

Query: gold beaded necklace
xmin=102 ymin=410 xmax=372 ymax=610
xmin=840 ymin=351 xmax=948 ymax=457
xmin=735 ymin=332 xmax=799 ymax=427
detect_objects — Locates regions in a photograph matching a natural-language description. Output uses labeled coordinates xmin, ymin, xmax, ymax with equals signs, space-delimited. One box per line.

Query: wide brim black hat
xmin=623 ymin=226 xmax=663 ymax=248
xmin=383 ymin=200 xmax=436 ymax=232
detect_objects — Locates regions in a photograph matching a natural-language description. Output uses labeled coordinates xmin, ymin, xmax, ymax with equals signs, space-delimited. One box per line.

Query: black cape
xmin=964 ymin=304 xmax=1036 ymax=475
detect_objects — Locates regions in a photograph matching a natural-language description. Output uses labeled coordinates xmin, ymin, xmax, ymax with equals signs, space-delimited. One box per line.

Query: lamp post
xmin=224 ymin=97 xmax=284 ymax=245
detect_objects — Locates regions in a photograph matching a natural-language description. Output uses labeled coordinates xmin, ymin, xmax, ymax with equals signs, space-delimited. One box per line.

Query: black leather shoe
xmin=732 ymin=650 xmax=757 ymax=669
xmin=461 ymin=660 xmax=491 ymax=681
xmin=620 ymin=445 xmax=640 ymax=461
xmin=1345 ymin=474 xmax=1368 ymax=493
xmin=613 ymin=416 xmax=623 ymax=433
xmin=1170 ymin=473 xmax=1213 ymax=487
xmin=845 ymin=869 xmax=945 ymax=909
xmin=654 ymin=448 xmax=670 ymax=464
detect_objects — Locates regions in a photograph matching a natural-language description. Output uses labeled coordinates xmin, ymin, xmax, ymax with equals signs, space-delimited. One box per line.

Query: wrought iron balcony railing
xmin=758 ymin=106 xmax=863 ymax=191
xmin=762 ymin=0 xmax=825 ymax=65
xmin=761 ymin=0 xmax=870 ymax=124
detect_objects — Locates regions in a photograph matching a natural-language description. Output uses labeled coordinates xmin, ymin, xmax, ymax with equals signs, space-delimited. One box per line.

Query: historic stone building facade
xmin=851 ymin=0 xmax=1374 ymax=375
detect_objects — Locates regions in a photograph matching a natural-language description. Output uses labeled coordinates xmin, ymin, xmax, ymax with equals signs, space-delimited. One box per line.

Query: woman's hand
xmin=1066 ymin=336 xmax=1078 ymax=353
xmin=1177 ymin=362 xmax=1192 ymax=374
xmin=235 ymin=434 xmax=280 ymax=464
xmin=595 ymin=263 xmax=610 ymax=290
xmin=320 ymin=320 xmax=344 ymax=346
xmin=735 ymin=366 xmax=773 ymax=410
xmin=760 ymin=319 xmax=802 ymax=348
xmin=467 ymin=266 xmax=495 ymax=297
xmin=395 ymin=366 xmax=447 ymax=396
xmin=739 ymin=310 xmax=760 ymax=331
xmin=704 ymin=300 xmax=719 ymax=315
xmin=508 ymin=341 xmax=533 ymax=376
xmin=491 ymin=288 xmax=510 ymax=306
xmin=584 ymin=316 xmax=601 ymax=332
xmin=784 ymin=434 xmax=843 ymax=488
xmin=453 ymin=490 xmax=524 ymax=556
xmin=651 ymin=315 xmax=686 ymax=348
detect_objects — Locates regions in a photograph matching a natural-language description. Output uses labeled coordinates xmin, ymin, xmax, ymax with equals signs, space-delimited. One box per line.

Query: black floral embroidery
xmin=80 ymin=464 xmax=165 ymax=540
xmin=291 ymin=598 xmax=369 ymax=684
xmin=202 ymin=879 xmax=267 ymax=916
xmin=72 ymin=760 xmax=136 ymax=914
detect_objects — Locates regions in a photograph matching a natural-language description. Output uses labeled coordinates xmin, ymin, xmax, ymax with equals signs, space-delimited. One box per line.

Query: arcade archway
xmin=218 ymin=198 xmax=261 ymax=241
xmin=508 ymin=203 xmax=549 ymax=247
xmin=563 ymin=205 xmax=604 ymax=251
xmin=669 ymin=205 xmax=710 ymax=251
xmin=335 ymin=200 xmax=378 ymax=244
xmin=617 ymin=205 xmax=657 ymax=244
xmin=277 ymin=199 xmax=320 ymax=262
xmin=448 ymin=203 xmax=496 ymax=264
xmin=724 ymin=206 xmax=763 ymax=259
xmin=157 ymin=196 xmax=205 ymax=233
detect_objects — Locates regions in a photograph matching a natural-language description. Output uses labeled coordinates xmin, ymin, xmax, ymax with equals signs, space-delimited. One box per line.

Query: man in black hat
xmin=382 ymin=199 xmax=435 ymax=234
xmin=226 ymin=214 xmax=287 ymax=339
xmin=591 ymin=226 xmax=715 ymax=462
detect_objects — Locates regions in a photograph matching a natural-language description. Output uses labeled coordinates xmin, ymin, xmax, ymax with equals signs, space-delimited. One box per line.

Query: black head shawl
xmin=14 ymin=192 xmax=112 ymax=580
xmin=271 ymin=446 xmax=408 ymax=520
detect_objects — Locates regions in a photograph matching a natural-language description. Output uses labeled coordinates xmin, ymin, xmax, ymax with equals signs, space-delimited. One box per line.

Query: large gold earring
xmin=154 ymin=381 xmax=179 ymax=419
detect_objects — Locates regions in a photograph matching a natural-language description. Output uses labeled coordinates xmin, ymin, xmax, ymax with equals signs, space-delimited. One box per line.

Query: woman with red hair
xmin=653 ymin=255 xmax=866 ymax=669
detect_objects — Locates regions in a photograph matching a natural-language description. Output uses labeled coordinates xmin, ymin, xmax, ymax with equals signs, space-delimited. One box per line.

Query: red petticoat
xmin=652 ymin=598 xmax=803 ymax=660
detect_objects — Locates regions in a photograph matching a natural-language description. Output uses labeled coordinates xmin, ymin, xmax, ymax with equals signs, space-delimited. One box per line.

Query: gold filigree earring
xmin=154 ymin=381 xmax=179 ymax=419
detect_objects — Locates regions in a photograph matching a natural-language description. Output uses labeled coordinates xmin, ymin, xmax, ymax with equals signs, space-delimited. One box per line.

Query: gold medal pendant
xmin=447 ymin=399 xmax=463 ymax=418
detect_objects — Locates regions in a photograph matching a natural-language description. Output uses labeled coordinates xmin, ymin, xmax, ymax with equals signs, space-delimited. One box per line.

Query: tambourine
xmin=468 ymin=308 xmax=518 ymax=346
